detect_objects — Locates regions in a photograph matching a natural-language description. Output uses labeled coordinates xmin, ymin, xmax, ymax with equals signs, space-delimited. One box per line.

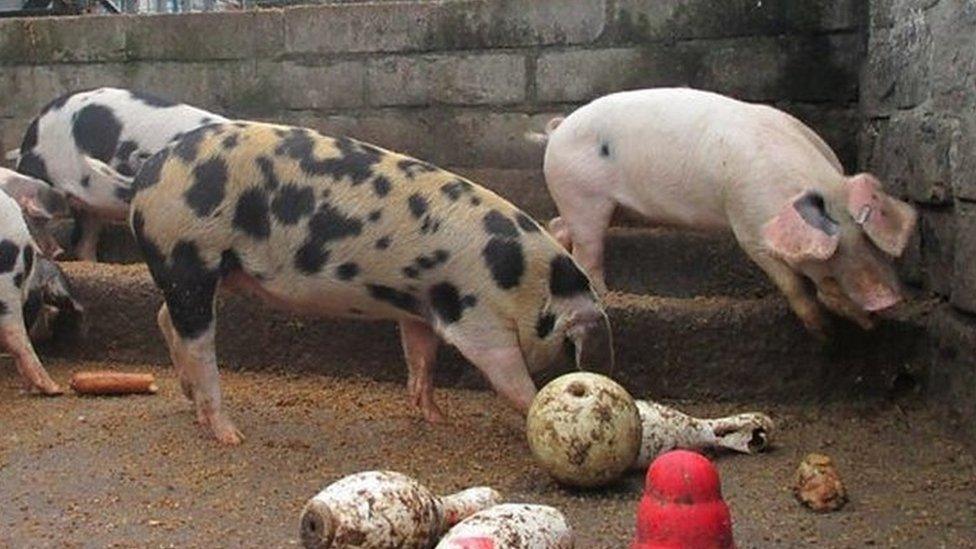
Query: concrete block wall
xmin=0 ymin=0 xmax=865 ymax=221
xmin=860 ymin=0 xmax=976 ymax=443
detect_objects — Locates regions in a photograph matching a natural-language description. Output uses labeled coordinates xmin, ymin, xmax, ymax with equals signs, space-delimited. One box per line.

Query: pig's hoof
xmin=32 ymin=379 xmax=64 ymax=396
xmin=423 ymin=406 xmax=448 ymax=424
xmin=209 ymin=419 xmax=245 ymax=446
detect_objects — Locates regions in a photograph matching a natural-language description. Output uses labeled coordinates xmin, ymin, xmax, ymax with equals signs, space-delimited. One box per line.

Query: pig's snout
xmin=849 ymin=277 xmax=902 ymax=313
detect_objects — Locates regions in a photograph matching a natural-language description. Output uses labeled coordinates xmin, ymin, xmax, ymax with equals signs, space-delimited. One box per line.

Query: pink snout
xmin=858 ymin=286 xmax=902 ymax=313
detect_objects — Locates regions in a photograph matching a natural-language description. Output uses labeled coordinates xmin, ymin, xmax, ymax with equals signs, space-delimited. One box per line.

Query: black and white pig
xmin=530 ymin=88 xmax=917 ymax=337
xmin=0 ymin=184 xmax=84 ymax=395
xmin=123 ymin=121 xmax=613 ymax=445
xmin=14 ymin=87 xmax=227 ymax=261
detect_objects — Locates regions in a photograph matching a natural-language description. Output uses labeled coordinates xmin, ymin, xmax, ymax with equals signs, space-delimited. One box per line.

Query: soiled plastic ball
xmin=526 ymin=372 xmax=641 ymax=488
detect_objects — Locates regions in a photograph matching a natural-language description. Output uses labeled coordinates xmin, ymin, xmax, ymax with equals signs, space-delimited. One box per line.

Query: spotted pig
xmin=0 ymin=189 xmax=84 ymax=395
xmin=127 ymin=121 xmax=613 ymax=445
xmin=14 ymin=87 xmax=228 ymax=261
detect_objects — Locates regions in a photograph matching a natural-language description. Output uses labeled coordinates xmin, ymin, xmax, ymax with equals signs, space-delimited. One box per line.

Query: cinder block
xmin=861 ymin=11 xmax=932 ymax=117
xmin=952 ymin=201 xmax=976 ymax=313
xmin=0 ymin=64 xmax=128 ymax=119
xmin=868 ymin=112 xmax=956 ymax=205
xmin=0 ymin=16 xmax=127 ymax=64
xmin=281 ymin=61 xmax=366 ymax=110
xmin=949 ymin=116 xmax=976 ymax=202
xmin=929 ymin=0 xmax=976 ymax=113
xmin=284 ymin=0 xmax=604 ymax=55
xmin=608 ymin=0 xmax=864 ymax=42
xmin=918 ymin=206 xmax=957 ymax=297
xmin=126 ymin=61 xmax=282 ymax=116
xmin=929 ymin=306 xmax=976 ymax=450
xmin=125 ymin=10 xmax=284 ymax=61
xmin=535 ymin=47 xmax=693 ymax=103
xmin=367 ymin=53 xmax=526 ymax=107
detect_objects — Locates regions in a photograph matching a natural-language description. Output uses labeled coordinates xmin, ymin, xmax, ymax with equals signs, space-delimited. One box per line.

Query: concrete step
xmin=60 ymin=222 xmax=774 ymax=298
xmin=40 ymin=263 xmax=932 ymax=402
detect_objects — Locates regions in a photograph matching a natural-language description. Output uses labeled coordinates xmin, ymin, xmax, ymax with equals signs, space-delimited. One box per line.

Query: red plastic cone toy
xmin=632 ymin=449 xmax=735 ymax=549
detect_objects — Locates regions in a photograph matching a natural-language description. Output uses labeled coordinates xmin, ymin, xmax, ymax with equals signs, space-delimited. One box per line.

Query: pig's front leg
xmin=398 ymin=319 xmax=446 ymax=423
xmin=747 ymin=251 xmax=828 ymax=339
xmin=0 ymin=311 xmax=62 ymax=395
xmin=815 ymin=278 xmax=874 ymax=330
xmin=72 ymin=210 xmax=103 ymax=262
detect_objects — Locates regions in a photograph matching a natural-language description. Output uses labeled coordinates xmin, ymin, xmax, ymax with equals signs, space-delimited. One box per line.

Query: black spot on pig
xmin=219 ymin=249 xmax=243 ymax=276
xmin=222 ymin=134 xmax=239 ymax=149
xmin=0 ymin=300 xmax=8 ymax=316
xmin=294 ymin=202 xmax=363 ymax=274
xmin=271 ymin=183 xmax=314 ymax=225
xmin=398 ymin=159 xmax=438 ymax=179
xmin=484 ymin=210 xmax=519 ymax=238
xmin=549 ymin=255 xmax=590 ymax=297
xmin=233 ymin=188 xmax=271 ymax=239
xmin=0 ymin=240 xmax=19 ymax=273
xmin=536 ymin=312 xmax=556 ymax=338
xmin=173 ymin=125 xmax=216 ymax=163
xmin=80 ymin=175 xmax=91 ymax=188
xmin=375 ymin=236 xmax=391 ymax=250
xmin=372 ymin=175 xmax=391 ymax=197
xmin=73 ymin=104 xmax=122 ymax=162
xmin=408 ymin=194 xmax=428 ymax=219
xmin=164 ymin=240 xmax=219 ymax=339
xmin=336 ymin=262 xmax=359 ymax=280
xmin=22 ymin=246 xmax=33 ymax=278
xmin=440 ymin=179 xmax=474 ymax=201
xmin=13 ymin=272 xmax=23 ymax=289
xmin=482 ymin=239 xmax=524 ymax=290
xmin=516 ymin=213 xmax=540 ymax=233
xmin=256 ymin=156 xmax=280 ymax=191
xmin=367 ymin=284 xmax=418 ymax=314
xmin=403 ymin=266 xmax=419 ymax=279
xmin=600 ymin=143 xmax=610 ymax=157
xmin=430 ymin=282 xmax=474 ymax=324
xmin=19 ymin=117 xmax=40 ymax=153
xmin=294 ymin=242 xmax=329 ymax=274
xmin=368 ymin=209 xmax=383 ymax=223
xmin=17 ymin=152 xmax=50 ymax=184
xmin=128 ymin=90 xmax=176 ymax=108
xmin=132 ymin=149 xmax=169 ymax=193
xmin=115 ymin=186 xmax=135 ymax=204
xmin=185 ymin=157 xmax=228 ymax=217
xmin=277 ymin=132 xmax=380 ymax=185
xmin=200 ymin=116 xmax=215 ymax=126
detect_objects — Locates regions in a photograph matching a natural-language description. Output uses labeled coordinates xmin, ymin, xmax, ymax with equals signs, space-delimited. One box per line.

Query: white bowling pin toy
xmin=634 ymin=400 xmax=774 ymax=468
xmin=300 ymin=471 xmax=501 ymax=549
xmin=436 ymin=504 xmax=574 ymax=549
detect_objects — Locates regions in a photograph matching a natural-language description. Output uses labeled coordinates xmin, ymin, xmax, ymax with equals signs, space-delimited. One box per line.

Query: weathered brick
xmin=929 ymin=306 xmax=976 ymax=449
xmin=281 ymin=61 xmax=366 ymax=110
xmin=284 ymin=0 xmax=604 ymax=55
xmin=367 ymin=53 xmax=526 ymax=107
xmin=0 ymin=16 xmax=127 ymax=65
xmin=929 ymin=1 xmax=976 ymax=114
xmin=0 ymin=64 xmax=128 ymax=119
xmin=608 ymin=0 xmax=864 ymax=42
xmin=695 ymin=34 xmax=862 ymax=103
xmin=125 ymin=10 xmax=283 ymax=62
xmin=861 ymin=10 xmax=932 ymax=116
xmin=866 ymin=113 xmax=956 ymax=205
xmin=917 ymin=206 xmax=957 ymax=297
xmin=951 ymin=201 xmax=976 ymax=312
xmin=949 ymin=115 xmax=976 ymax=202
xmin=535 ymin=47 xmax=693 ymax=103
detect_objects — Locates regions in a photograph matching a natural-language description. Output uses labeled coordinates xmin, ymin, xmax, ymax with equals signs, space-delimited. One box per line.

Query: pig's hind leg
xmin=398 ymin=319 xmax=446 ymax=423
xmin=157 ymin=303 xmax=194 ymax=401
xmin=0 ymin=293 xmax=62 ymax=395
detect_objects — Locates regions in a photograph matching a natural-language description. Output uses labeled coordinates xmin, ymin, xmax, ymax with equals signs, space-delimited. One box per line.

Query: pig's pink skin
xmin=540 ymin=88 xmax=916 ymax=335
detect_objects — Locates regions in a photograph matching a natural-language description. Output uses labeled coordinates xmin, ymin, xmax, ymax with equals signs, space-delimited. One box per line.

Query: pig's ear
xmin=566 ymin=308 xmax=614 ymax=375
xmin=846 ymin=173 xmax=918 ymax=257
xmin=762 ymin=190 xmax=840 ymax=263
xmin=547 ymin=216 xmax=573 ymax=252
xmin=0 ymin=171 xmax=61 ymax=220
xmin=82 ymin=155 xmax=135 ymax=187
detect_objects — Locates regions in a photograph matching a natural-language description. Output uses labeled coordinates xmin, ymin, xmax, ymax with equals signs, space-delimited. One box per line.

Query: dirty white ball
xmin=526 ymin=372 xmax=641 ymax=488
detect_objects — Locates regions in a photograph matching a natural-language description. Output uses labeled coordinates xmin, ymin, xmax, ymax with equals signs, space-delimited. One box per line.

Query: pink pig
xmin=531 ymin=88 xmax=917 ymax=337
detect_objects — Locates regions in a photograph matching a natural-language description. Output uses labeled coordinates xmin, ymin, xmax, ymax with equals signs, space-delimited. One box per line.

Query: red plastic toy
xmin=632 ymin=449 xmax=735 ymax=549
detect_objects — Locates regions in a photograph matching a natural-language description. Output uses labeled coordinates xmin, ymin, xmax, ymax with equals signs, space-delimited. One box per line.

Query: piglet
xmin=0 ymin=188 xmax=84 ymax=395
xmin=121 ymin=121 xmax=612 ymax=444
xmin=14 ymin=87 xmax=227 ymax=260
xmin=436 ymin=504 xmax=574 ymax=549
xmin=531 ymin=87 xmax=917 ymax=337
xmin=633 ymin=400 xmax=773 ymax=469
xmin=300 ymin=471 xmax=500 ymax=549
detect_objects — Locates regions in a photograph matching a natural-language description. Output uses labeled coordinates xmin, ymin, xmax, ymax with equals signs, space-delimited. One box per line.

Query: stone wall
xmin=0 ymin=0 xmax=865 ymax=219
xmin=860 ymin=0 xmax=976 ymax=443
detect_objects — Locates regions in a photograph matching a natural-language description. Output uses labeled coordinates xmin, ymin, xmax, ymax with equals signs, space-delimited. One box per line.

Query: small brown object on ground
xmin=794 ymin=453 xmax=848 ymax=512
xmin=69 ymin=371 xmax=158 ymax=396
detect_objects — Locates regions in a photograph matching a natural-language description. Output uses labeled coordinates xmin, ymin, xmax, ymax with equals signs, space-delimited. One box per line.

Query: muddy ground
xmin=1 ymin=359 xmax=973 ymax=548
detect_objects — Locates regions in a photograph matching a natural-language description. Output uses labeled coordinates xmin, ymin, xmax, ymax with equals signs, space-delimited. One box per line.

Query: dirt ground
xmin=1 ymin=359 xmax=974 ymax=548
